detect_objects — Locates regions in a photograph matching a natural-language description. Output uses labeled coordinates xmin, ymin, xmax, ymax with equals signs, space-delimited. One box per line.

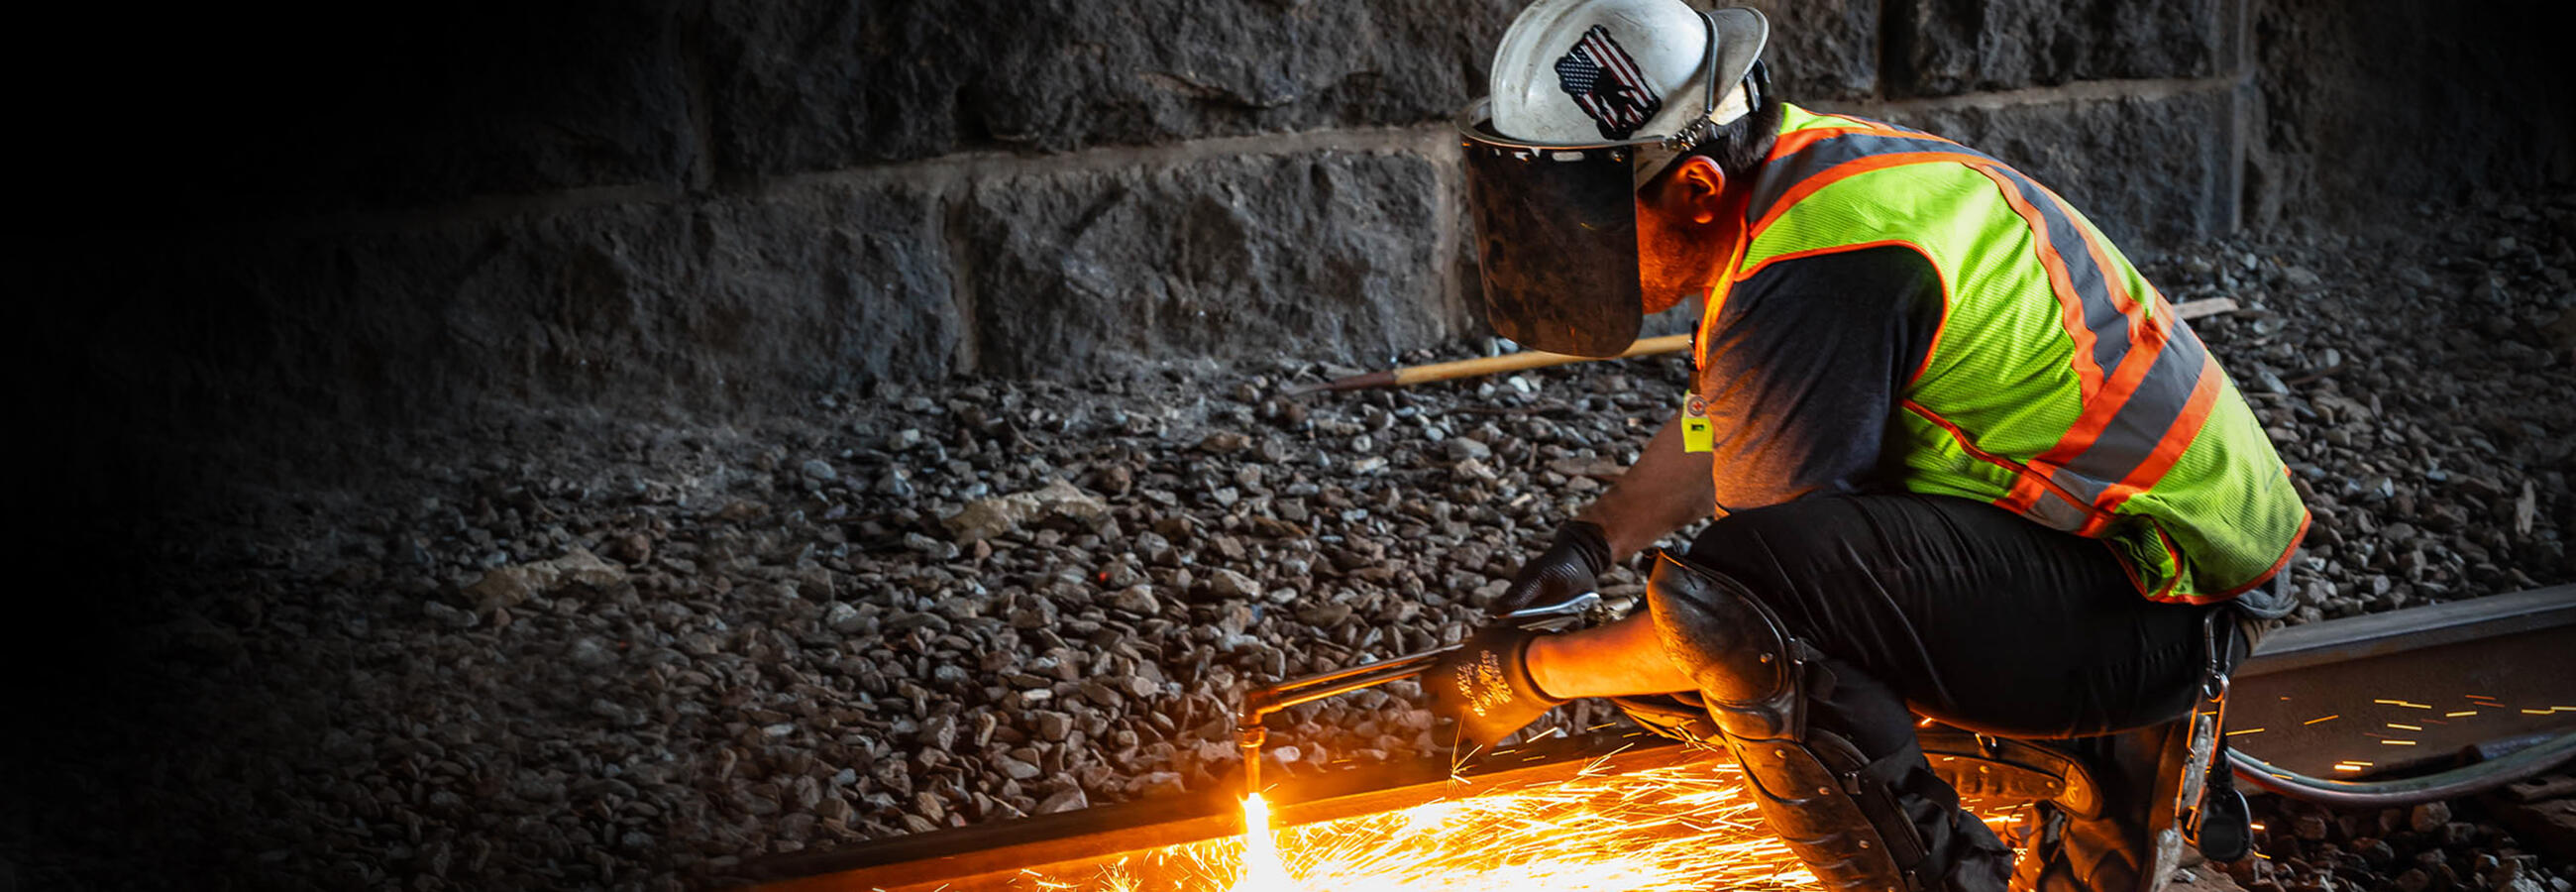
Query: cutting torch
xmin=1234 ymin=593 xmax=1603 ymax=798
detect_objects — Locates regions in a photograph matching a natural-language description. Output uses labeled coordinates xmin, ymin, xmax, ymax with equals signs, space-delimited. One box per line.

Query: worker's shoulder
xmin=1752 ymin=159 xmax=2010 ymax=249
xmin=1773 ymin=103 xmax=1988 ymax=156
xmin=1765 ymin=104 xmax=2020 ymax=192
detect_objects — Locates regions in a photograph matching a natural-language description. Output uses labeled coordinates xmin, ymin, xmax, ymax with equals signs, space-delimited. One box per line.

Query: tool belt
xmin=1610 ymin=693 xmax=2105 ymax=818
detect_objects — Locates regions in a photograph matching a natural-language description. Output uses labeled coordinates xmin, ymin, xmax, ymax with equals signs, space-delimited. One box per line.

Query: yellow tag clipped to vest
xmin=1680 ymin=393 xmax=1714 ymax=453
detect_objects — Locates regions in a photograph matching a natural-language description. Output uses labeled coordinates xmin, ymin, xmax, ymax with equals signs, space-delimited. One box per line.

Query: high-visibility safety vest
xmin=1702 ymin=104 xmax=2309 ymax=606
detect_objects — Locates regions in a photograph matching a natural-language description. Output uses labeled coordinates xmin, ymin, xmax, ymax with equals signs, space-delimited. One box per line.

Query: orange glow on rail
xmin=1053 ymin=758 xmax=2017 ymax=891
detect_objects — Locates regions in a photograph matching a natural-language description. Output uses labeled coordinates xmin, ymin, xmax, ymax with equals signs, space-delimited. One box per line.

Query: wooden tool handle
xmin=1293 ymin=333 xmax=1693 ymax=394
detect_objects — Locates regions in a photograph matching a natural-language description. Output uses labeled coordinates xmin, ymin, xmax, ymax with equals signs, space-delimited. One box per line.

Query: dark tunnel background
xmin=10 ymin=0 xmax=2572 ymax=887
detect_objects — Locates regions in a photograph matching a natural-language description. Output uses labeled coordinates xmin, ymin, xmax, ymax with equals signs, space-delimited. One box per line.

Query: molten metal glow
xmin=1052 ymin=758 xmax=2016 ymax=892
xmin=1232 ymin=794 xmax=1293 ymax=892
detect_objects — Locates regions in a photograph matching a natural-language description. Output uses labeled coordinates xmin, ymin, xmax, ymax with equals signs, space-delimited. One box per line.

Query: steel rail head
xmin=2237 ymin=585 xmax=2576 ymax=678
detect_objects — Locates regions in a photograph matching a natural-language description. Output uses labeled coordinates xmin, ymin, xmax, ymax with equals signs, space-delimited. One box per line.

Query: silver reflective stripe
xmin=1992 ymin=164 xmax=2211 ymax=509
xmin=2024 ymin=485 xmax=2094 ymax=532
xmin=1985 ymin=166 xmax=2136 ymax=398
xmin=2052 ymin=323 xmax=2211 ymax=502
xmin=2047 ymin=467 xmax=2110 ymax=508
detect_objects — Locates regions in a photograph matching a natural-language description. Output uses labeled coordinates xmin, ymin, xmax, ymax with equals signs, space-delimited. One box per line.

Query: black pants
xmin=1677 ymin=493 xmax=2230 ymax=887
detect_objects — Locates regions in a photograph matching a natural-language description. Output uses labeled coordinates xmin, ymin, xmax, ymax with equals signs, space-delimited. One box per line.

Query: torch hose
xmin=2227 ymin=729 xmax=2576 ymax=808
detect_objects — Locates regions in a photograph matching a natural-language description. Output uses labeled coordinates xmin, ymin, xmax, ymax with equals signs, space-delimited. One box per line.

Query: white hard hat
xmin=1454 ymin=1 xmax=1769 ymax=358
xmin=1489 ymin=0 xmax=1768 ymax=179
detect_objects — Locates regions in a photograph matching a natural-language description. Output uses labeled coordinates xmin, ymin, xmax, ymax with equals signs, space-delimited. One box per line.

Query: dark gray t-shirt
xmin=1695 ymin=245 xmax=1946 ymax=515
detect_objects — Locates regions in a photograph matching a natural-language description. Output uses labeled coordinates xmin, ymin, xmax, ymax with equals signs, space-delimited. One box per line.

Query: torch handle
xmin=1232 ymin=591 xmax=1603 ymax=799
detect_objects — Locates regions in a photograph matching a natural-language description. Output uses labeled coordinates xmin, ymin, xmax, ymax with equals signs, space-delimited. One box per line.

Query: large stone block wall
xmin=700 ymin=0 xmax=1527 ymax=173
xmin=1882 ymin=0 xmax=2230 ymax=96
xmin=960 ymin=148 xmax=1455 ymax=379
xmin=32 ymin=0 xmax=2569 ymax=463
xmin=2242 ymin=0 xmax=2575 ymax=233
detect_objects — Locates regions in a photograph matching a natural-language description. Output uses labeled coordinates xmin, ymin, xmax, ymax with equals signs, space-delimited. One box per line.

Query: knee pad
xmin=1645 ymin=553 xmax=1951 ymax=892
xmin=1644 ymin=551 xmax=1803 ymax=740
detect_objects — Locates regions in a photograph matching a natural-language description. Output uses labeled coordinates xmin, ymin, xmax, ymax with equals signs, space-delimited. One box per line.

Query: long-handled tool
xmin=1234 ymin=594 xmax=1603 ymax=798
xmin=1286 ymin=336 xmax=1690 ymax=395
xmin=1282 ymin=298 xmax=2242 ymax=396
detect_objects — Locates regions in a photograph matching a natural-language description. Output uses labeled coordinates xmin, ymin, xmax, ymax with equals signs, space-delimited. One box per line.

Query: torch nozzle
xmin=1236 ymin=723 xmax=1267 ymax=800
xmin=1229 ymin=592 xmax=1602 ymax=802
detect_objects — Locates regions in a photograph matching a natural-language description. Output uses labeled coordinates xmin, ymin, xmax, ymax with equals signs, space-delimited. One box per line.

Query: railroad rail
xmin=2222 ymin=586 xmax=2574 ymax=805
xmin=732 ymin=586 xmax=2575 ymax=891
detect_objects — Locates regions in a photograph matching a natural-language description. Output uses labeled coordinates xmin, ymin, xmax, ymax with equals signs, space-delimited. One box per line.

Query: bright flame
xmin=1232 ymin=795 xmax=1294 ymax=892
xmin=1027 ymin=759 xmax=2007 ymax=891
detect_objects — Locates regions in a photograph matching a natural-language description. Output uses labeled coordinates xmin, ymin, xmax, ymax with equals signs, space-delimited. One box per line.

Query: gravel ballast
xmin=8 ymin=193 xmax=2570 ymax=890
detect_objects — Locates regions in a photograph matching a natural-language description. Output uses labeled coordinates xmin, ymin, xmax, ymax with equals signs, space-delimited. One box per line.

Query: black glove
xmin=1490 ymin=520 xmax=1612 ymax=616
xmin=1422 ymin=624 xmax=1567 ymax=749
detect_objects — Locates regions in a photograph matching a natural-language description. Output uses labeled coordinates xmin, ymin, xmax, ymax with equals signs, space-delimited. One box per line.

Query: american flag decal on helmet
xmin=1553 ymin=25 xmax=1663 ymax=140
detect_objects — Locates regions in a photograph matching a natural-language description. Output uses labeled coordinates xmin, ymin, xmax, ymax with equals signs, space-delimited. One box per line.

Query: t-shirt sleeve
xmin=1695 ymin=244 xmax=1945 ymax=514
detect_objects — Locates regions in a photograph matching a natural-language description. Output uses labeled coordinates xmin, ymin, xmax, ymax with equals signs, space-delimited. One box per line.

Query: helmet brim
xmin=1695 ymin=6 xmax=1769 ymax=123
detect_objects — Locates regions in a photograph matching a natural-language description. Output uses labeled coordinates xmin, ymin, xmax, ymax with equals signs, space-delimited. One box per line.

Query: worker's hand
xmin=1422 ymin=624 xmax=1567 ymax=750
xmin=1491 ymin=520 xmax=1612 ymax=616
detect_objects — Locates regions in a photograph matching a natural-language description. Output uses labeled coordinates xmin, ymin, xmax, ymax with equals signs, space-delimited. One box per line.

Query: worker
xmin=1417 ymin=3 xmax=2308 ymax=892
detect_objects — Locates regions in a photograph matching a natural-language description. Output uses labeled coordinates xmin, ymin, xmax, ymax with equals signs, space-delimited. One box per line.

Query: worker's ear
xmin=1648 ymin=157 xmax=1728 ymax=225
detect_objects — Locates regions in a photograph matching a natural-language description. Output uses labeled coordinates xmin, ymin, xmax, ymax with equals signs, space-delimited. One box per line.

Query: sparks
xmin=2386 ymin=724 xmax=2421 ymax=730
xmin=2382 ymin=739 xmax=2417 ymax=745
xmin=2371 ymin=700 xmax=2432 ymax=710
xmin=1032 ymin=759 xmax=1999 ymax=891
xmin=2224 ymin=727 xmax=2265 ymax=736
xmin=2303 ymin=715 xmax=2340 ymax=725
xmin=2444 ymin=711 xmax=2477 ymax=718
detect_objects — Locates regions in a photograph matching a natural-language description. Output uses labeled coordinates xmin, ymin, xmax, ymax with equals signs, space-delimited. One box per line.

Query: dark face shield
xmin=1459 ymin=106 xmax=1649 ymax=358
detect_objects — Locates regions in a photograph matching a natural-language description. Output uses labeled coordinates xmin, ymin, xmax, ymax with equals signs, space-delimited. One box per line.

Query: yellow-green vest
xmin=1700 ymin=104 xmax=2309 ymax=606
